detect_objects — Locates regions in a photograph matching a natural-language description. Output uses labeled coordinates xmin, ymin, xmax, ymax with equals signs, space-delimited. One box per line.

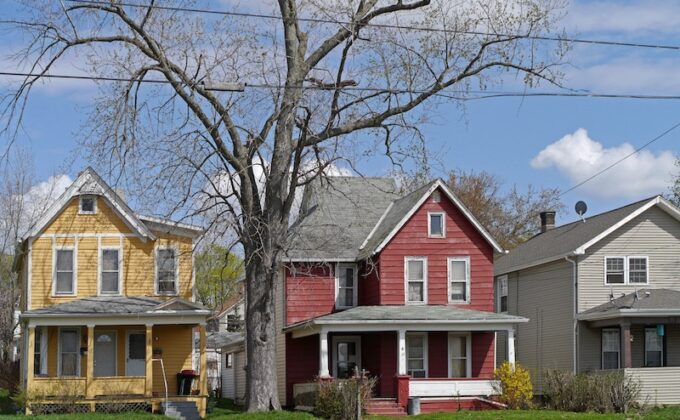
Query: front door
xmin=94 ymin=331 xmax=117 ymax=377
xmin=332 ymin=336 xmax=361 ymax=378
xmin=126 ymin=331 xmax=146 ymax=376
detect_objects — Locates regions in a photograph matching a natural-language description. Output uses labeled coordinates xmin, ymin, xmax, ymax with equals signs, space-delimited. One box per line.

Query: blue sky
xmin=1 ymin=0 xmax=679 ymax=224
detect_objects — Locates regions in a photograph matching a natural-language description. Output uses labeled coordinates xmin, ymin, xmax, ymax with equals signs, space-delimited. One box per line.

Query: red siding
xmin=285 ymin=264 xmax=336 ymax=325
xmin=360 ymin=331 xmax=396 ymax=397
xmin=420 ymin=398 xmax=499 ymax=412
xmin=378 ymin=187 xmax=495 ymax=310
xmin=285 ymin=333 xmax=319 ymax=406
xmin=471 ymin=332 xmax=495 ymax=379
xmin=358 ymin=259 xmax=381 ymax=306
xmin=427 ymin=332 xmax=449 ymax=377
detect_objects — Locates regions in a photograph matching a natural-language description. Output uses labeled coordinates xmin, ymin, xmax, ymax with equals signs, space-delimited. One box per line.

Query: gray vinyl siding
xmin=578 ymin=207 xmax=680 ymax=312
xmin=275 ymin=270 xmax=287 ymax=404
xmin=234 ymin=351 xmax=247 ymax=404
xmin=578 ymin=322 xmax=601 ymax=372
xmin=494 ymin=276 xmax=508 ymax=367
xmin=221 ymin=352 xmax=235 ymax=399
xmin=505 ymin=260 xmax=574 ymax=393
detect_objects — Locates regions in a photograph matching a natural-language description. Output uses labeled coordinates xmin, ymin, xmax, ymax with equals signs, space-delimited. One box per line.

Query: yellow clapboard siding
xmin=44 ymin=197 xmax=132 ymax=234
xmin=151 ymin=325 xmax=194 ymax=396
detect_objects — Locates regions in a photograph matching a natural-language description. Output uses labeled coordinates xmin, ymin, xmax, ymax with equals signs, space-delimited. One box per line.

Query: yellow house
xmin=14 ymin=168 xmax=210 ymax=418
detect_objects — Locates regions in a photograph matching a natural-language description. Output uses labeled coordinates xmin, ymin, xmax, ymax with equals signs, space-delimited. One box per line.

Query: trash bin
xmin=408 ymin=397 xmax=421 ymax=415
xmin=176 ymin=369 xmax=198 ymax=395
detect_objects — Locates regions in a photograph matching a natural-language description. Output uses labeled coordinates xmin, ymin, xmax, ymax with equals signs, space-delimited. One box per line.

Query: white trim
xmin=448 ymin=332 xmax=472 ymax=378
xmin=98 ymin=245 xmax=123 ymax=296
xmin=34 ymin=326 xmax=48 ymax=376
xmin=284 ymin=257 xmax=356 ymax=263
xmin=604 ymin=256 xmax=650 ymax=286
xmin=447 ymin=256 xmax=471 ymax=304
xmin=52 ymin=242 xmax=76 ymax=297
xmin=93 ymin=330 xmax=118 ymax=377
xmin=409 ymin=379 xmax=497 ymax=397
xmin=372 ymin=180 xmax=504 ymax=254
xmin=191 ymin=240 xmax=196 ymax=302
xmin=25 ymin=312 xmax=209 ymax=328
xmin=406 ymin=332 xmax=428 ymax=378
xmin=496 ymin=275 xmax=508 ymax=313
xmin=154 ymin=245 xmax=179 ymax=296
xmin=27 ymin=238 xmax=33 ymax=310
xmin=604 ymin=256 xmax=626 ymax=286
xmin=125 ymin=330 xmax=146 ymax=376
xmin=41 ymin=233 xmax=139 ymax=239
xmin=495 ymin=252 xmax=577 ymax=276
xmin=137 ymin=214 xmax=204 ymax=235
xmin=359 ymin=202 xmax=394 ymax=250
xmin=78 ymin=195 xmax=97 ymax=215
xmin=405 ymin=257 xmax=428 ymax=304
xmin=331 ymin=335 xmax=362 ymax=378
xmin=427 ymin=211 xmax=446 ymax=238
xmin=57 ymin=327 xmax=81 ymax=377
xmin=335 ymin=263 xmax=358 ymax=309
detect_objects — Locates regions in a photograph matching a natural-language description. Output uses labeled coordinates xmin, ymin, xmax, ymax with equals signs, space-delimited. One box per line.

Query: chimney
xmin=539 ymin=211 xmax=556 ymax=233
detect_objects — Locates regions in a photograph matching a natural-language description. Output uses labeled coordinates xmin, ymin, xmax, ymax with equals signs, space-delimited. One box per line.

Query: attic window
xmin=432 ymin=190 xmax=441 ymax=203
xmin=79 ymin=196 xmax=96 ymax=214
xmin=428 ymin=212 xmax=445 ymax=238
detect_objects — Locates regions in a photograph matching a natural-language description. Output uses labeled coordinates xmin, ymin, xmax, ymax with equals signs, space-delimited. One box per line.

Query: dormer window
xmin=428 ymin=212 xmax=445 ymax=237
xmin=79 ymin=195 xmax=96 ymax=214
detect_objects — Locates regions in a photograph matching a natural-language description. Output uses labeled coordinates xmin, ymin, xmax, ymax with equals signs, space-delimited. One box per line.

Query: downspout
xmin=565 ymin=256 xmax=577 ymax=374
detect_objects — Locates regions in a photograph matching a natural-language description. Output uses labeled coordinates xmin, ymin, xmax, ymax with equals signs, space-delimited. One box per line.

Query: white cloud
xmin=531 ymin=128 xmax=676 ymax=198
xmin=566 ymin=1 xmax=680 ymax=34
xmin=20 ymin=174 xmax=73 ymax=232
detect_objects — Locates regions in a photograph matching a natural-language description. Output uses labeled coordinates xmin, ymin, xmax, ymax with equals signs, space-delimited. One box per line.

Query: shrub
xmin=493 ymin=361 xmax=533 ymax=409
xmin=0 ymin=388 xmax=15 ymax=414
xmin=543 ymin=369 xmax=640 ymax=413
xmin=313 ymin=375 xmax=376 ymax=419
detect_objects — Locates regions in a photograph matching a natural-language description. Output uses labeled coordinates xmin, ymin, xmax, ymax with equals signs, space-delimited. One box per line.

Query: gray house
xmin=495 ymin=195 xmax=680 ymax=404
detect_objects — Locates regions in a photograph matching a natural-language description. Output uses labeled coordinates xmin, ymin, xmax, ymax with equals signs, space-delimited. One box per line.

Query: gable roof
xmin=495 ymin=195 xmax=680 ymax=275
xmin=24 ymin=167 xmax=155 ymax=241
xmin=286 ymin=177 xmax=504 ymax=262
xmin=358 ymin=179 xmax=504 ymax=258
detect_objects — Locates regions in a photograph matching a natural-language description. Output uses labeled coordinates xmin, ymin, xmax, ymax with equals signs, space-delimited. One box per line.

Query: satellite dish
xmin=575 ymin=201 xmax=588 ymax=222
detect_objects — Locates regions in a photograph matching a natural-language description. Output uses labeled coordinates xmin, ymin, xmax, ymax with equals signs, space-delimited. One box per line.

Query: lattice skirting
xmin=30 ymin=403 xmax=91 ymax=415
xmin=95 ymin=402 xmax=152 ymax=413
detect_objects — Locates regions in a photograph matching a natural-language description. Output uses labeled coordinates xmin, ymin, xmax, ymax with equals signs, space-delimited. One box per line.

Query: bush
xmin=543 ymin=369 xmax=640 ymax=413
xmin=0 ymin=388 xmax=15 ymax=414
xmin=313 ymin=375 xmax=376 ymax=420
xmin=493 ymin=361 xmax=533 ymax=409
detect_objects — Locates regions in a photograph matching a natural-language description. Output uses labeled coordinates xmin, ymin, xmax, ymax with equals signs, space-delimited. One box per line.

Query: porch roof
xmin=21 ymin=296 xmax=210 ymax=326
xmin=285 ymin=305 xmax=527 ymax=337
xmin=208 ymin=331 xmax=244 ymax=352
xmin=578 ymin=289 xmax=680 ymax=321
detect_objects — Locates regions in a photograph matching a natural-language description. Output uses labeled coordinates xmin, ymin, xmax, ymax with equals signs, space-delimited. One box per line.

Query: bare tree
xmin=2 ymin=0 xmax=567 ymax=410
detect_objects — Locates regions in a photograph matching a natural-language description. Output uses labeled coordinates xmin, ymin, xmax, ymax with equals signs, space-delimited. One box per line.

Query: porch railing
xmin=625 ymin=367 xmax=680 ymax=405
xmin=409 ymin=378 xmax=498 ymax=397
xmin=32 ymin=377 xmax=87 ymax=397
xmin=87 ymin=377 xmax=145 ymax=396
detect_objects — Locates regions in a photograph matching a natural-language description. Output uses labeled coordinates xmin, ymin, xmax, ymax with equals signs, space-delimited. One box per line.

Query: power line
xmin=6 ymin=70 xmax=680 ymax=101
xmin=64 ymin=0 xmax=680 ymax=51
xmin=559 ymin=121 xmax=680 ymax=197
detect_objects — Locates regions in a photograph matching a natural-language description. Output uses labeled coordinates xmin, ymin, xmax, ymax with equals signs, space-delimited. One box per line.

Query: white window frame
xmin=58 ymin=327 xmax=81 ymax=377
xmin=447 ymin=256 xmax=471 ymax=304
xmin=448 ymin=332 xmax=472 ymax=378
xmin=99 ymin=246 xmax=122 ymax=296
xmin=406 ymin=332 xmax=428 ymax=378
xmin=497 ymin=275 xmax=508 ymax=313
xmin=52 ymin=246 xmax=76 ymax=296
xmin=604 ymin=256 xmax=650 ymax=285
xmin=404 ymin=257 xmax=428 ymax=305
xmin=155 ymin=246 xmax=179 ymax=295
xmin=78 ymin=195 xmax=97 ymax=214
xmin=34 ymin=326 xmax=48 ymax=376
xmin=427 ymin=211 xmax=445 ymax=238
xmin=601 ymin=327 xmax=620 ymax=370
xmin=335 ymin=263 xmax=358 ymax=309
xmin=644 ymin=326 xmax=664 ymax=367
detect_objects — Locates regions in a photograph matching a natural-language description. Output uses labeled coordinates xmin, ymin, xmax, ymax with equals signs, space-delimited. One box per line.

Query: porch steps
xmin=366 ymin=398 xmax=406 ymax=417
xmin=163 ymin=401 xmax=200 ymax=420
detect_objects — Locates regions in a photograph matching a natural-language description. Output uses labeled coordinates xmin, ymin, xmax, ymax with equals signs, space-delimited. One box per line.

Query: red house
xmin=276 ymin=177 xmax=526 ymax=414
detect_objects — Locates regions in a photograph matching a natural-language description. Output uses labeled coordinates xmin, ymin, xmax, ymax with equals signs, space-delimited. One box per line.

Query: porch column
xmin=397 ymin=329 xmax=407 ymax=375
xmin=507 ymin=328 xmax=516 ymax=367
xmin=26 ymin=326 xmax=35 ymax=391
xmin=199 ymin=324 xmax=207 ymax=395
xmin=621 ymin=322 xmax=632 ymax=369
xmin=145 ymin=324 xmax=153 ymax=397
xmin=319 ymin=328 xmax=330 ymax=377
xmin=86 ymin=324 xmax=95 ymax=400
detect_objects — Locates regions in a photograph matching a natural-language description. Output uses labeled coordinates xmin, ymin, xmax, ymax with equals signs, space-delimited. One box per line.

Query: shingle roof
xmin=579 ymin=289 xmax=680 ymax=321
xmin=22 ymin=296 xmax=207 ymax=316
xmin=495 ymin=196 xmax=658 ymax=275
xmin=286 ymin=177 xmax=399 ymax=260
xmin=289 ymin=305 xmax=527 ymax=325
xmin=208 ymin=331 xmax=245 ymax=350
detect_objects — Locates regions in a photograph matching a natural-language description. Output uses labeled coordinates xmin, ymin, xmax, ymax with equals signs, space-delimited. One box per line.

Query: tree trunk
xmin=244 ymin=246 xmax=281 ymax=411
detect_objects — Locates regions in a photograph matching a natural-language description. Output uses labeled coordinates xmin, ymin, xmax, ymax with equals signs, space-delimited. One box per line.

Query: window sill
xmin=51 ymin=294 xmax=76 ymax=298
xmin=406 ymin=301 xmax=427 ymax=305
xmin=449 ymin=301 xmax=470 ymax=305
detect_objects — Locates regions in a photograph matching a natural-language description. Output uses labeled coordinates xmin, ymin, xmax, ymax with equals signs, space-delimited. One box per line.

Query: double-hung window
xmin=605 ymin=256 xmax=649 ymax=285
xmin=336 ymin=263 xmax=357 ymax=308
xmin=405 ymin=257 xmax=427 ymax=304
xmin=497 ymin=275 xmax=508 ymax=313
xmin=645 ymin=327 xmax=663 ymax=367
xmin=54 ymin=248 xmax=75 ymax=295
xmin=59 ymin=328 xmax=80 ymax=376
xmin=34 ymin=327 xmax=47 ymax=376
xmin=100 ymin=248 xmax=120 ymax=294
xmin=448 ymin=257 xmax=470 ymax=303
xmin=448 ymin=333 xmax=470 ymax=377
xmin=601 ymin=328 xmax=620 ymax=370
xmin=406 ymin=333 xmax=427 ymax=378
xmin=156 ymin=248 xmax=177 ymax=294
xmin=428 ymin=212 xmax=445 ymax=237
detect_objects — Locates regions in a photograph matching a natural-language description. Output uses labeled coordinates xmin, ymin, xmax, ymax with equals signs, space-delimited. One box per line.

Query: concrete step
xmin=163 ymin=401 xmax=200 ymax=420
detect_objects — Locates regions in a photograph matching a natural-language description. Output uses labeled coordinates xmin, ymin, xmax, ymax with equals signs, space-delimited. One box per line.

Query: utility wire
xmin=64 ymin=0 xmax=680 ymax=51
xmin=5 ymin=71 xmax=680 ymax=101
xmin=559 ymin=121 xmax=680 ymax=197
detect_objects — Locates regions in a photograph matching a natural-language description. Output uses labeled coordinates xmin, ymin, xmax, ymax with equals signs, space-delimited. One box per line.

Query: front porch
xmin=285 ymin=305 xmax=526 ymax=412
